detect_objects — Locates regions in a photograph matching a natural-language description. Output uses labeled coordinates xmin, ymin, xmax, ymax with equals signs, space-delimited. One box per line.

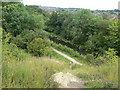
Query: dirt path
xmin=51 ymin=47 xmax=82 ymax=65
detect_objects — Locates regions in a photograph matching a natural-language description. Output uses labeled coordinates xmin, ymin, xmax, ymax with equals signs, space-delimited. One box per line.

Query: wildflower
xmin=3 ymin=54 xmax=7 ymax=58
xmin=3 ymin=55 xmax=5 ymax=58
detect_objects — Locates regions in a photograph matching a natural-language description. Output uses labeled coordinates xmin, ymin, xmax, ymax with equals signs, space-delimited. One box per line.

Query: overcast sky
xmin=23 ymin=0 xmax=119 ymax=10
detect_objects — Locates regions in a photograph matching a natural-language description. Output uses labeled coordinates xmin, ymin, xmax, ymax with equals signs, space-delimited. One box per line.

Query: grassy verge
xmin=50 ymin=50 xmax=71 ymax=63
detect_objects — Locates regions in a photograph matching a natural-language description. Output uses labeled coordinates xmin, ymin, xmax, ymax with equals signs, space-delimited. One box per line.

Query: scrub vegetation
xmin=1 ymin=2 xmax=119 ymax=88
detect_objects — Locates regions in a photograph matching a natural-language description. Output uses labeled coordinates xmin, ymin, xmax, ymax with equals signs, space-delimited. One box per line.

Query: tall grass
xmin=2 ymin=57 xmax=69 ymax=88
xmin=67 ymin=61 xmax=118 ymax=88
xmin=0 ymin=64 xmax=1 ymax=89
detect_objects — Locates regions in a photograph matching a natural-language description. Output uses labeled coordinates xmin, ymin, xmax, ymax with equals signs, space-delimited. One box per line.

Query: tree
xmin=71 ymin=9 xmax=93 ymax=45
xmin=105 ymin=19 xmax=120 ymax=54
xmin=27 ymin=38 xmax=50 ymax=56
xmin=46 ymin=12 xmax=58 ymax=32
xmin=2 ymin=2 xmax=28 ymax=35
xmin=2 ymin=2 xmax=45 ymax=36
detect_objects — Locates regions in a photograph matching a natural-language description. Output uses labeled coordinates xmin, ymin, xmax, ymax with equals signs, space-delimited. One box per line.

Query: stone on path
xmin=53 ymin=72 xmax=84 ymax=88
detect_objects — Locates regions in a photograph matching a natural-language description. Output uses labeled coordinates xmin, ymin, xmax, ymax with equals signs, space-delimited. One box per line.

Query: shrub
xmin=2 ymin=29 xmax=30 ymax=61
xmin=11 ymin=35 xmax=27 ymax=49
xmin=103 ymin=48 xmax=118 ymax=64
xmin=12 ymin=29 xmax=41 ymax=49
xmin=27 ymin=38 xmax=51 ymax=56
xmin=11 ymin=29 xmax=50 ymax=49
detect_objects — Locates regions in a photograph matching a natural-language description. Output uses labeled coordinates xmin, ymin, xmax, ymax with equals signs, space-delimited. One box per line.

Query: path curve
xmin=51 ymin=47 xmax=82 ymax=65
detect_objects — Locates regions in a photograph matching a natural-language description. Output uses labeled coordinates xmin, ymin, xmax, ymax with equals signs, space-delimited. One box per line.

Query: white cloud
xmin=23 ymin=0 xmax=119 ymax=10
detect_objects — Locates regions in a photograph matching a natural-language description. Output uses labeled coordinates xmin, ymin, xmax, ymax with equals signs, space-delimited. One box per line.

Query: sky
xmin=23 ymin=0 xmax=119 ymax=10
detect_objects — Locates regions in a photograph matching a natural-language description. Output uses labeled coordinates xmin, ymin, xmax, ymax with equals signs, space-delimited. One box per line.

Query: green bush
xmin=95 ymin=48 xmax=118 ymax=65
xmin=27 ymin=38 xmax=51 ymax=56
xmin=12 ymin=29 xmax=50 ymax=49
xmin=12 ymin=29 xmax=41 ymax=49
xmin=104 ymin=48 xmax=118 ymax=64
xmin=2 ymin=43 xmax=30 ymax=61
xmin=11 ymin=35 xmax=26 ymax=49
xmin=2 ymin=30 xmax=30 ymax=61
